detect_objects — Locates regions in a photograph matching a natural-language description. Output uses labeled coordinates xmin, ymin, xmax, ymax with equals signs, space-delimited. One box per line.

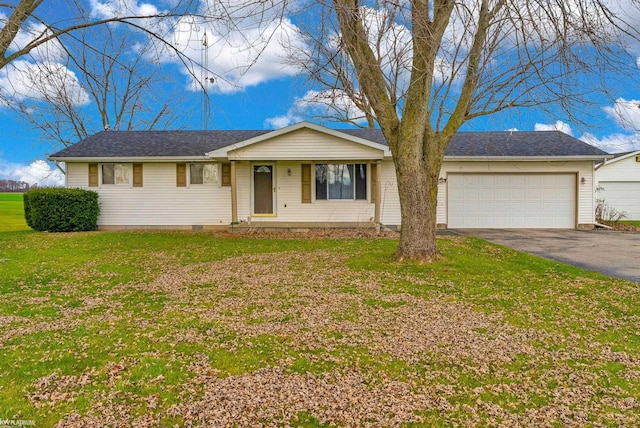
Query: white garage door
xmin=448 ymin=174 xmax=576 ymax=228
xmin=598 ymin=181 xmax=640 ymax=220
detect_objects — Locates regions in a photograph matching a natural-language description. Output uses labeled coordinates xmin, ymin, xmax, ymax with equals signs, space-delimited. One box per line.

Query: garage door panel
xmin=448 ymin=174 xmax=576 ymax=228
xmin=509 ymin=175 xmax=526 ymax=185
xmin=478 ymin=188 xmax=495 ymax=199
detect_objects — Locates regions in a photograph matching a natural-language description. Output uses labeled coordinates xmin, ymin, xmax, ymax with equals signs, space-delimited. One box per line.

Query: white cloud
xmin=0 ymin=159 xmax=65 ymax=187
xmin=0 ymin=60 xmax=89 ymax=107
xmin=299 ymin=89 xmax=371 ymax=122
xmin=581 ymin=132 xmax=640 ymax=154
xmin=603 ymin=98 xmax=640 ymax=131
xmin=0 ymin=12 xmax=86 ymax=108
xmin=89 ymin=0 xmax=160 ymax=19
xmin=534 ymin=120 xmax=574 ymax=136
xmin=533 ymin=119 xmax=640 ymax=154
xmin=5 ymin=15 xmax=67 ymax=63
xmin=265 ymin=88 xmax=372 ymax=128
xmin=129 ymin=0 xmax=307 ymax=94
xmin=264 ymin=114 xmax=301 ymax=129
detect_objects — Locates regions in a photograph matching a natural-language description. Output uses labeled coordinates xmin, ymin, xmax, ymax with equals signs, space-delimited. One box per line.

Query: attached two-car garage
xmin=447 ymin=173 xmax=576 ymax=228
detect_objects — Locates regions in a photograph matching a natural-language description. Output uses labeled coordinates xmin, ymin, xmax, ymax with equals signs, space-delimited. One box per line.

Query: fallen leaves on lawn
xmin=6 ymin=242 xmax=640 ymax=427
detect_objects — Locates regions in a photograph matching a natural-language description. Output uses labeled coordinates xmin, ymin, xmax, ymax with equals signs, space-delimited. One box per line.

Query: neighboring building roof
xmin=49 ymin=123 xmax=609 ymax=160
xmin=595 ymin=149 xmax=640 ymax=169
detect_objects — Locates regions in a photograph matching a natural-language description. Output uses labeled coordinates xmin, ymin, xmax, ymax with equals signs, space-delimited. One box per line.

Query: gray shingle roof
xmin=445 ymin=131 xmax=607 ymax=157
xmin=49 ymin=128 xmax=608 ymax=159
xmin=342 ymin=129 xmax=608 ymax=157
xmin=49 ymin=130 xmax=270 ymax=158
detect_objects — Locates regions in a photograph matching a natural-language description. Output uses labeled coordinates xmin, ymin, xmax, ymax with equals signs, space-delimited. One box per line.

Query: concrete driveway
xmin=453 ymin=229 xmax=640 ymax=283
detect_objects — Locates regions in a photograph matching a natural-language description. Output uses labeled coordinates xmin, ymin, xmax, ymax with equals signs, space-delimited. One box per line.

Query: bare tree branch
xmin=291 ymin=0 xmax=640 ymax=261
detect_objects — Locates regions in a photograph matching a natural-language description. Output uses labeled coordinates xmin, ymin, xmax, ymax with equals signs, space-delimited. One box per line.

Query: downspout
xmin=53 ymin=160 xmax=66 ymax=175
xmin=53 ymin=160 xmax=67 ymax=187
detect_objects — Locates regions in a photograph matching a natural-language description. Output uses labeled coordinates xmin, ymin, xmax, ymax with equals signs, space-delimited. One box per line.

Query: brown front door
xmin=253 ymin=165 xmax=274 ymax=214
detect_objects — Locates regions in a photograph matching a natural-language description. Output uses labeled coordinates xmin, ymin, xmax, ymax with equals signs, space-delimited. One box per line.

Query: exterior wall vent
xmin=636 ymin=155 xmax=640 ymax=162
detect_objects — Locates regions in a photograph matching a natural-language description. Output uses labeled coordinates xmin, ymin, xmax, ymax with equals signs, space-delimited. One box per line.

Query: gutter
xmin=47 ymin=156 xmax=212 ymax=162
xmin=444 ymin=155 xmax=614 ymax=162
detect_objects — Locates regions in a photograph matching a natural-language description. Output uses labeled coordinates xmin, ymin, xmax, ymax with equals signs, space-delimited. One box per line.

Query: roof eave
xmin=599 ymin=150 xmax=640 ymax=168
xmin=48 ymin=156 xmax=212 ymax=162
xmin=206 ymin=121 xmax=392 ymax=157
xmin=444 ymin=155 xmax=612 ymax=162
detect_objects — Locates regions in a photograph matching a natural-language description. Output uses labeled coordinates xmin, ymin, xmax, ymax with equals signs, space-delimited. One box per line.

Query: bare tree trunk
xmin=395 ymin=160 xmax=440 ymax=261
xmin=0 ymin=0 xmax=42 ymax=68
xmin=387 ymin=128 xmax=444 ymax=262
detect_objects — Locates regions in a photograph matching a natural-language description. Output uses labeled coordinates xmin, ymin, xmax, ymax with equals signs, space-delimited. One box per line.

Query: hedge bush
xmin=24 ymin=188 xmax=99 ymax=232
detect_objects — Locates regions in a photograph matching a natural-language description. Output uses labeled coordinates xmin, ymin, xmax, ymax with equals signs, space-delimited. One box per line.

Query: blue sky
xmin=2 ymin=0 xmax=640 ymax=187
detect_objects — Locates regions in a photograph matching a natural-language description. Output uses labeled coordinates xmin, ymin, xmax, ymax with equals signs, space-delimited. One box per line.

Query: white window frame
xmin=189 ymin=163 xmax=220 ymax=186
xmin=101 ymin=163 xmax=131 ymax=186
xmin=314 ymin=163 xmax=368 ymax=201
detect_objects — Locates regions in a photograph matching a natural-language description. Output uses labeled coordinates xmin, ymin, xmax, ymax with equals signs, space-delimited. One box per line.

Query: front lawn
xmin=1 ymin=196 xmax=638 ymax=426
xmin=0 ymin=193 xmax=29 ymax=232
xmin=620 ymin=220 xmax=640 ymax=228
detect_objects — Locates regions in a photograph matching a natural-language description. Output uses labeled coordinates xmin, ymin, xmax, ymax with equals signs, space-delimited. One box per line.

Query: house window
xmin=315 ymin=163 xmax=367 ymax=200
xmin=102 ymin=164 xmax=130 ymax=185
xmin=190 ymin=164 xmax=219 ymax=185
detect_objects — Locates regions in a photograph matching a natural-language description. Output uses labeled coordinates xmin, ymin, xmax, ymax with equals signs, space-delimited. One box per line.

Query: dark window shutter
xmin=88 ymin=163 xmax=98 ymax=187
xmin=176 ymin=163 xmax=187 ymax=187
xmin=221 ymin=163 xmax=231 ymax=187
xmin=301 ymin=164 xmax=311 ymax=203
xmin=133 ymin=163 xmax=143 ymax=187
xmin=370 ymin=163 xmax=378 ymax=203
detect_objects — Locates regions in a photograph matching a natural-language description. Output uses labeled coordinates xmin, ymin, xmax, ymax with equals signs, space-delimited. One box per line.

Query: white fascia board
xmin=206 ymin=121 xmax=392 ymax=158
xmin=444 ymin=155 xmax=613 ymax=162
xmin=47 ymin=156 xmax=211 ymax=162
xmin=227 ymin=154 xmax=385 ymax=161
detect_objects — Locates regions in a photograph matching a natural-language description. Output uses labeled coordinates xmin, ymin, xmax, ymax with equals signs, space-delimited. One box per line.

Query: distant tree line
xmin=0 ymin=179 xmax=35 ymax=192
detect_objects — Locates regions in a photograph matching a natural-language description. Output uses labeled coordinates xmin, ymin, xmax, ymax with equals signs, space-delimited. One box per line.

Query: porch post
xmin=374 ymin=159 xmax=382 ymax=224
xmin=231 ymin=160 xmax=238 ymax=223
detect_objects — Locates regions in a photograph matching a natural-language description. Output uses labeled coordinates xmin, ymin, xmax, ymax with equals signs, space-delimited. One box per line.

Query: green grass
xmin=1 ymin=194 xmax=639 ymax=426
xmin=0 ymin=193 xmax=29 ymax=232
xmin=620 ymin=220 xmax=640 ymax=228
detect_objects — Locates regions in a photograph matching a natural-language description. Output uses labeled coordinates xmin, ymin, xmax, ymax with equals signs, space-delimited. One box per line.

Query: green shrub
xmin=23 ymin=188 xmax=99 ymax=232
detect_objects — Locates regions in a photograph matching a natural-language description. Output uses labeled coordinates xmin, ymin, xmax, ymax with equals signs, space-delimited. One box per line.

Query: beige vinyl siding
xmin=67 ymin=162 xmax=90 ymax=187
xmin=65 ymin=159 xmax=597 ymax=228
xmin=227 ymin=128 xmax=384 ymax=161
xmin=595 ymin=156 xmax=640 ymax=220
xmin=439 ymin=161 xmax=596 ymax=226
xmin=379 ymin=159 xmax=401 ymax=225
xmin=66 ymin=162 xmax=232 ymax=226
xmin=597 ymin=155 xmax=640 ymax=181
xmin=235 ymin=160 xmax=375 ymax=224
xmin=235 ymin=162 xmax=252 ymax=221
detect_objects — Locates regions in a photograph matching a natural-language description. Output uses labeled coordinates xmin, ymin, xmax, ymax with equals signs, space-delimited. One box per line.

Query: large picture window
xmin=315 ymin=163 xmax=367 ymax=200
xmin=190 ymin=164 xmax=219 ymax=185
xmin=102 ymin=164 xmax=130 ymax=185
